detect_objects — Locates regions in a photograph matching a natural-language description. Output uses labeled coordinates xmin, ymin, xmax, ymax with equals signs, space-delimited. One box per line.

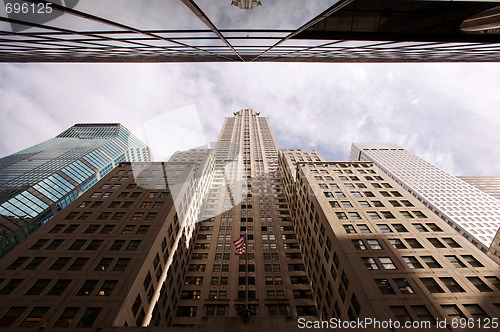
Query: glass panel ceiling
xmin=194 ymin=0 xmax=337 ymax=30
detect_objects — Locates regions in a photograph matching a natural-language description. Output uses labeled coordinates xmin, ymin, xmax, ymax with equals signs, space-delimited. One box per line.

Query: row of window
xmin=361 ymin=254 xmax=485 ymax=271
xmin=343 ymin=222 xmax=441 ymax=234
xmin=78 ymin=200 xmax=164 ymax=209
xmin=4 ymin=256 xmax=131 ymax=275
xmin=328 ymin=199 xmax=414 ymax=208
xmin=335 ymin=210 xmax=428 ymax=221
xmin=352 ymin=237 xmax=461 ymax=251
xmin=65 ymin=211 xmax=158 ymax=221
xmin=0 ymin=306 xmax=101 ymax=328
xmin=323 ymin=190 xmax=403 ymax=199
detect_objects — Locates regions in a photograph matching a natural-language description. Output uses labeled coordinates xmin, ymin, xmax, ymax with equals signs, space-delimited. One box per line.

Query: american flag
xmin=234 ymin=235 xmax=246 ymax=255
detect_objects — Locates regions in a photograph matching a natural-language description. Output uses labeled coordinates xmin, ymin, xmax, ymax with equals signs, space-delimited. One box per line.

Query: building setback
xmin=0 ymin=111 xmax=498 ymax=332
xmin=458 ymin=176 xmax=500 ymax=201
xmin=350 ymin=143 xmax=500 ymax=265
xmin=0 ymin=124 xmax=150 ymax=257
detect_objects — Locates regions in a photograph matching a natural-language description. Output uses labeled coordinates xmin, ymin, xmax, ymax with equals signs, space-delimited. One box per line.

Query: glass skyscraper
xmin=1 ymin=0 xmax=499 ymax=62
xmin=0 ymin=123 xmax=150 ymax=256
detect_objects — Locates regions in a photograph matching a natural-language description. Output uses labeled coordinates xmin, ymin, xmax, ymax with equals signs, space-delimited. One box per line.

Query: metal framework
xmin=1 ymin=0 xmax=500 ymax=62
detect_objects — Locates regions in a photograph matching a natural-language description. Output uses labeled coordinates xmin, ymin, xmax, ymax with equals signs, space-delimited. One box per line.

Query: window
xmin=426 ymin=223 xmax=442 ymax=232
xmin=125 ymin=240 xmax=141 ymax=251
xmin=68 ymin=240 xmax=86 ymax=250
xmin=85 ymin=240 xmax=103 ymax=251
xmin=83 ymin=225 xmax=99 ymax=234
xmin=367 ymin=212 xmax=381 ymax=219
xmin=394 ymin=278 xmax=415 ymax=294
xmin=377 ymin=224 xmax=392 ymax=233
xmin=112 ymin=258 xmax=131 ymax=271
xmin=19 ymin=307 xmax=49 ymax=327
xmin=352 ymin=240 xmax=366 ymax=250
xmin=412 ymin=223 xmax=428 ymax=232
xmin=49 ymin=224 xmax=64 ymax=233
xmin=349 ymin=212 xmax=361 ymax=219
xmin=94 ymin=258 xmax=113 ymax=271
xmin=97 ymin=280 xmax=117 ymax=296
xmin=176 ymin=306 xmax=197 ymax=317
xmin=359 ymin=201 xmax=371 ymax=207
xmin=420 ymin=278 xmax=445 ymax=293
xmin=428 ymin=238 xmax=445 ymax=248
xmin=413 ymin=211 xmax=427 ymax=218
xmin=389 ymin=200 xmax=401 ymax=207
xmin=406 ymin=238 xmax=423 ymax=249
xmin=441 ymin=305 xmax=465 ymax=319
xmin=461 ymin=255 xmax=483 ymax=267
xmin=343 ymin=225 xmax=356 ymax=234
xmin=341 ymin=201 xmax=353 ymax=208
xmin=122 ymin=225 xmax=135 ymax=234
xmin=393 ymin=224 xmax=408 ymax=232
xmin=389 ymin=239 xmax=407 ymax=249
xmin=25 ymin=279 xmax=50 ymax=295
xmin=53 ymin=307 xmax=79 ymax=327
xmin=467 ymin=277 xmax=493 ymax=292
xmin=49 ymin=257 xmax=70 ymax=270
xmin=403 ymin=256 xmax=423 ymax=269
xmin=381 ymin=211 xmax=395 ymax=219
xmin=6 ymin=257 xmax=28 ymax=270
xmin=108 ymin=240 xmax=125 ymax=251
xmin=485 ymin=276 xmax=500 ymax=290
xmin=99 ymin=225 xmax=115 ymax=234
xmin=390 ymin=306 xmax=411 ymax=324
xmin=375 ymin=279 xmax=395 ymax=294
xmin=329 ymin=201 xmax=340 ymax=208
xmin=421 ymin=256 xmax=442 ymax=268
xmin=358 ymin=224 xmax=371 ymax=233
xmin=24 ymin=257 xmax=46 ymax=270
xmin=411 ymin=306 xmax=433 ymax=322
xmin=371 ymin=201 xmax=384 ymax=207
xmin=136 ymin=225 xmax=150 ymax=234
xmin=68 ymin=257 xmax=88 ymax=271
xmin=379 ymin=257 xmax=397 ymax=269
xmin=400 ymin=211 xmax=414 ymax=219
xmin=132 ymin=212 xmax=144 ymax=220
xmin=47 ymin=279 xmax=71 ymax=295
xmin=145 ymin=212 xmax=157 ymax=220
xmin=367 ymin=239 xmax=382 ymax=249
xmin=443 ymin=238 xmax=461 ymax=248
xmin=78 ymin=212 xmax=92 ymax=220
xmin=76 ymin=307 xmax=101 ymax=328
xmin=445 ymin=256 xmax=466 ymax=268
xmin=362 ymin=257 xmax=379 ymax=270
xmin=336 ymin=212 xmax=348 ymax=220
xmin=76 ymin=280 xmax=98 ymax=296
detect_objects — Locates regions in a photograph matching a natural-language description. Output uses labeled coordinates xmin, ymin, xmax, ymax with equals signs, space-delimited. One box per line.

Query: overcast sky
xmin=0 ymin=62 xmax=499 ymax=176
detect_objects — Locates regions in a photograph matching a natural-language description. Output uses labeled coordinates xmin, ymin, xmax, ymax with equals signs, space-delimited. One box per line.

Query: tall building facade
xmin=458 ymin=176 xmax=500 ymax=201
xmin=0 ymin=112 xmax=498 ymax=332
xmin=279 ymin=153 xmax=500 ymax=328
xmin=0 ymin=124 xmax=150 ymax=256
xmin=349 ymin=142 xmax=500 ymax=264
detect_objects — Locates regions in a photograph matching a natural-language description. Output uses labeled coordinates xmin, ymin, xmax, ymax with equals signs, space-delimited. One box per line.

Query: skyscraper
xmin=0 ymin=112 xmax=498 ymax=331
xmin=349 ymin=142 xmax=500 ymax=264
xmin=0 ymin=124 xmax=150 ymax=256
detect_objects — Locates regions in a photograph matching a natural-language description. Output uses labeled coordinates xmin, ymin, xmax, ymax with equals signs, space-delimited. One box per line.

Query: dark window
xmin=94 ymin=258 xmax=113 ymax=271
xmin=99 ymin=225 xmax=115 ymax=234
xmin=109 ymin=240 xmax=125 ymax=251
xmin=125 ymin=240 xmax=141 ymax=251
xmin=49 ymin=257 xmax=70 ymax=270
xmin=83 ymin=225 xmax=99 ymax=234
xmin=84 ymin=240 xmax=103 ymax=250
xmin=24 ymin=257 xmax=46 ymax=270
xmin=420 ymin=278 xmax=445 ymax=293
xmin=97 ymin=280 xmax=117 ymax=296
xmin=19 ymin=307 xmax=49 ymax=327
xmin=25 ymin=279 xmax=51 ymax=295
xmin=30 ymin=239 xmax=49 ymax=250
xmin=68 ymin=257 xmax=88 ymax=271
xmin=76 ymin=307 xmax=101 ymax=328
xmin=375 ymin=279 xmax=395 ymax=294
xmin=0 ymin=306 xmax=27 ymax=327
xmin=6 ymin=257 xmax=28 ymax=270
xmin=47 ymin=279 xmax=71 ymax=295
xmin=46 ymin=239 xmax=64 ymax=250
xmin=113 ymin=258 xmax=130 ymax=271
xmin=0 ymin=279 xmax=23 ymax=295
xmin=76 ymin=280 xmax=98 ymax=296
xmin=467 ymin=277 xmax=493 ymax=292
xmin=68 ymin=240 xmax=86 ymax=250
xmin=53 ymin=307 xmax=79 ymax=327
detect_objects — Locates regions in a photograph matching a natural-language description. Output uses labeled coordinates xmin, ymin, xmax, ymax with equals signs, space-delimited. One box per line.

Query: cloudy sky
xmin=0 ymin=61 xmax=499 ymax=176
